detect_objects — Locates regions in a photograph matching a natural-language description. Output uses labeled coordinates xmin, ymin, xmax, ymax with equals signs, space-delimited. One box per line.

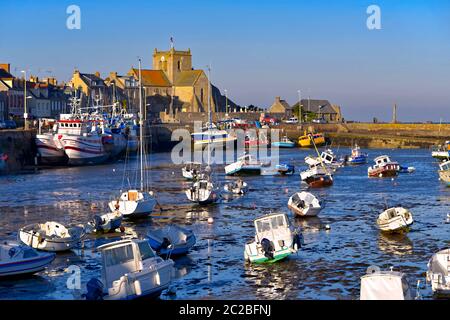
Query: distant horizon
xmin=1 ymin=0 xmax=449 ymax=122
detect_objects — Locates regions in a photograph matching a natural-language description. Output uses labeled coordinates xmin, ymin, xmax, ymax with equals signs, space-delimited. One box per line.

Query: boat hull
xmin=108 ymin=198 xmax=156 ymax=219
xmin=305 ymin=175 xmax=333 ymax=188
xmin=19 ymin=230 xmax=81 ymax=252
xmin=35 ymin=134 xmax=68 ymax=165
xmin=288 ymin=204 xmax=321 ymax=217
xmin=147 ymin=234 xmax=196 ymax=256
xmin=0 ymin=253 xmax=55 ymax=277
xmin=272 ymin=142 xmax=296 ymax=148
xmin=244 ymin=247 xmax=293 ymax=264
xmin=62 ymin=136 xmax=109 ymax=166
xmin=368 ymin=168 xmax=398 ymax=178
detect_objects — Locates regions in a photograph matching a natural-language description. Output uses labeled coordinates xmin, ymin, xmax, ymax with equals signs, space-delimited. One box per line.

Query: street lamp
xmin=297 ymin=90 xmax=302 ymax=124
xmin=21 ymin=70 xmax=29 ymax=130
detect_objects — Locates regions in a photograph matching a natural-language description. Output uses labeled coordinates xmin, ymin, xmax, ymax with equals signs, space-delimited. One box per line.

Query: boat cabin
xmin=320 ymin=149 xmax=336 ymax=163
xmin=253 ymin=213 xmax=292 ymax=250
xmin=440 ymin=160 xmax=450 ymax=171
xmin=98 ymin=239 xmax=159 ymax=290
xmin=374 ymin=155 xmax=395 ymax=166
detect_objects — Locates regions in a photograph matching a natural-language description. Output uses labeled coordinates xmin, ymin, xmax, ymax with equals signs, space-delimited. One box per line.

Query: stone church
xmin=126 ymin=47 xmax=231 ymax=119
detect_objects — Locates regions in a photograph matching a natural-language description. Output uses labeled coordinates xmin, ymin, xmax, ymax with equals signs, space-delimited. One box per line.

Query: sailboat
xmin=108 ymin=59 xmax=157 ymax=218
xmin=185 ymin=65 xmax=218 ymax=205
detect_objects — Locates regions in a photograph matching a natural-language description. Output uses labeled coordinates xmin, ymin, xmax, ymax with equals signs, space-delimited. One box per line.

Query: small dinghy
xmin=19 ymin=221 xmax=85 ymax=252
xmin=87 ymin=211 xmax=123 ymax=233
xmin=224 ymin=179 xmax=249 ymax=195
xmin=276 ymin=163 xmax=295 ymax=176
xmin=244 ymin=213 xmax=303 ymax=264
xmin=398 ymin=166 xmax=416 ymax=174
xmin=0 ymin=241 xmax=55 ymax=277
xmin=427 ymin=249 xmax=450 ymax=297
xmin=288 ymin=192 xmax=321 ymax=217
xmin=85 ymin=239 xmax=174 ymax=300
xmin=360 ymin=267 xmax=412 ymax=300
xmin=181 ymin=162 xmax=202 ymax=180
xmin=376 ymin=207 xmax=413 ymax=234
xmin=147 ymin=225 xmax=196 ymax=256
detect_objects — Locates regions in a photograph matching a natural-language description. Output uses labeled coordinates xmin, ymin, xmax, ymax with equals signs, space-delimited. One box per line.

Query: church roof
xmin=129 ymin=69 xmax=171 ymax=87
xmin=174 ymin=70 xmax=203 ymax=86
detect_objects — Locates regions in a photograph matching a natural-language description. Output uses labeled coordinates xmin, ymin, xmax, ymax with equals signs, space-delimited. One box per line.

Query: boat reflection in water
xmin=0 ymin=276 xmax=54 ymax=300
xmin=293 ymin=216 xmax=323 ymax=233
xmin=377 ymin=233 xmax=414 ymax=256
xmin=243 ymin=263 xmax=298 ymax=300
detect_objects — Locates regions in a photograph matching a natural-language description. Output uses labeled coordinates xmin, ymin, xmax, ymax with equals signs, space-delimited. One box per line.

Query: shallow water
xmin=0 ymin=148 xmax=449 ymax=300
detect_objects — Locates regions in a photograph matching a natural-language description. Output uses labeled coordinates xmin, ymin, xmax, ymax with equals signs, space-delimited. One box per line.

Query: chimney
xmin=109 ymin=72 xmax=117 ymax=79
xmin=0 ymin=63 xmax=10 ymax=73
xmin=275 ymin=96 xmax=281 ymax=102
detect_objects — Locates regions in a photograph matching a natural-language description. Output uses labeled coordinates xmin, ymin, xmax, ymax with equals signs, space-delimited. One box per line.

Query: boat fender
xmin=260 ymin=238 xmax=274 ymax=260
xmin=85 ymin=278 xmax=104 ymax=300
xmin=93 ymin=215 xmax=103 ymax=230
xmin=8 ymin=247 xmax=16 ymax=258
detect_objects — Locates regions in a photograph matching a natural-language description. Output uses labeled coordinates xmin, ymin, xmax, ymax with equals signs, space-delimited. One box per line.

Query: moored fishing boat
xmin=305 ymin=148 xmax=343 ymax=171
xmin=439 ymin=160 xmax=450 ymax=186
xmin=427 ymin=249 xmax=450 ymax=297
xmin=19 ymin=221 xmax=85 ymax=252
xmin=35 ymin=132 xmax=67 ymax=165
xmin=147 ymin=225 xmax=196 ymax=256
xmin=368 ymin=155 xmax=399 ymax=178
xmin=288 ymin=192 xmax=321 ymax=217
xmin=360 ymin=267 xmax=413 ymax=300
xmin=345 ymin=144 xmax=368 ymax=165
xmin=275 ymin=163 xmax=295 ymax=176
xmin=0 ymin=241 xmax=55 ymax=277
xmin=298 ymin=131 xmax=326 ymax=148
xmin=85 ymin=239 xmax=174 ymax=300
xmin=272 ymin=135 xmax=296 ymax=148
xmin=244 ymin=213 xmax=302 ymax=264
xmin=300 ymin=164 xmax=334 ymax=188
xmin=376 ymin=207 xmax=413 ymax=234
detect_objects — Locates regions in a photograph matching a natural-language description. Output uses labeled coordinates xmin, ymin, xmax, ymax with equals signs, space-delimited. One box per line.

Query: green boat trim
xmin=247 ymin=248 xmax=293 ymax=264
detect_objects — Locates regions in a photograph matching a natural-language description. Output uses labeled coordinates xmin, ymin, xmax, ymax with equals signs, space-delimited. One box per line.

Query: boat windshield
xmin=104 ymin=244 xmax=134 ymax=267
xmin=137 ymin=241 xmax=155 ymax=260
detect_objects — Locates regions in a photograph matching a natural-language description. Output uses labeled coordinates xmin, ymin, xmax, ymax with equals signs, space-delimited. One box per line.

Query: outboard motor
xmin=85 ymin=278 xmax=104 ymax=300
xmin=260 ymin=238 xmax=274 ymax=260
xmin=160 ymin=237 xmax=171 ymax=250
xmin=92 ymin=215 xmax=103 ymax=231
xmin=292 ymin=227 xmax=304 ymax=250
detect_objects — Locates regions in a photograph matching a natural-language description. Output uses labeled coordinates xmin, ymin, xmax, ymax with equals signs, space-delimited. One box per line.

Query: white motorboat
xmin=360 ymin=267 xmax=412 ymax=300
xmin=85 ymin=239 xmax=174 ymax=300
xmin=427 ymin=249 xmax=450 ymax=297
xmin=224 ymin=179 xmax=248 ymax=195
xmin=19 ymin=221 xmax=85 ymax=252
xmin=288 ymin=192 xmax=322 ymax=217
xmin=87 ymin=211 xmax=123 ymax=233
xmin=244 ymin=213 xmax=303 ymax=264
xmin=431 ymin=141 xmax=450 ymax=160
xmin=300 ymin=164 xmax=334 ymax=188
xmin=376 ymin=207 xmax=413 ymax=233
xmin=305 ymin=148 xmax=343 ymax=171
xmin=147 ymin=225 xmax=196 ymax=256
xmin=181 ymin=162 xmax=202 ymax=180
xmin=225 ymin=153 xmax=270 ymax=176
xmin=109 ymin=60 xmax=157 ymax=218
xmin=0 ymin=241 xmax=55 ymax=277
xmin=439 ymin=160 xmax=450 ymax=186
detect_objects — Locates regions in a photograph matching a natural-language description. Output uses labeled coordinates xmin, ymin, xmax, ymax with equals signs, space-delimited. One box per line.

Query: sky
xmin=1 ymin=0 xmax=449 ymax=122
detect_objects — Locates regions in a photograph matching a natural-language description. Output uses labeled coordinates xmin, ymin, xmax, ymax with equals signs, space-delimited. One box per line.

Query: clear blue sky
xmin=1 ymin=0 xmax=449 ymax=122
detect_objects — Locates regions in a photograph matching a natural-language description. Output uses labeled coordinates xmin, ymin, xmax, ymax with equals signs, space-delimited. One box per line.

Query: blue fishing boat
xmin=272 ymin=136 xmax=296 ymax=148
xmin=346 ymin=144 xmax=368 ymax=165
xmin=147 ymin=225 xmax=196 ymax=256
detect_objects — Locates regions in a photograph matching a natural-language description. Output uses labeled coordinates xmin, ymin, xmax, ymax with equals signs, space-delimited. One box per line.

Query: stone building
xmin=268 ymin=96 xmax=293 ymax=119
xmin=68 ymin=70 xmax=111 ymax=107
xmin=292 ymin=99 xmax=342 ymax=122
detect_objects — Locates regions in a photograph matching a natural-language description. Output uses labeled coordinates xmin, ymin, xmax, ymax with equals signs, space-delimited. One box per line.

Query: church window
xmin=177 ymin=60 xmax=181 ymax=71
xmin=200 ymin=88 xmax=204 ymax=103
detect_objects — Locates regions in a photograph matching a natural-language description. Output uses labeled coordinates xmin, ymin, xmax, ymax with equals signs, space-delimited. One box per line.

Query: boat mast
xmin=138 ymin=58 xmax=144 ymax=191
xmin=207 ymin=64 xmax=212 ymax=168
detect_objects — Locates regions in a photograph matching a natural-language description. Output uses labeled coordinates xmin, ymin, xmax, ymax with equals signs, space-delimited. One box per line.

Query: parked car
xmin=312 ymin=118 xmax=327 ymax=124
xmin=285 ymin=117 xmax=299 ymax=124
xmin=262 ymin=116 xmax=279 ymax=126
xmin=0 ymin=120 xmax=16 ymax=129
